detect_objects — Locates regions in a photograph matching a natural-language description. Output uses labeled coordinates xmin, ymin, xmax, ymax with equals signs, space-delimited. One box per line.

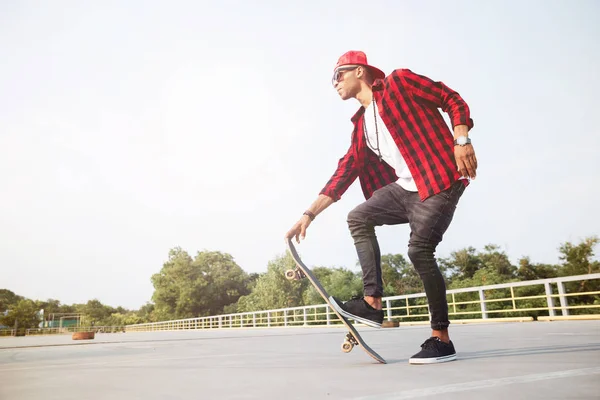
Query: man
xmin=285 ymin=50 xmax=478 ymax=364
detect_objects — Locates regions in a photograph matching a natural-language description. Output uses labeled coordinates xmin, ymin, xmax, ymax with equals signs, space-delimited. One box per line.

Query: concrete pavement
xmin=1 ymin=320 xmax=599 ymax=399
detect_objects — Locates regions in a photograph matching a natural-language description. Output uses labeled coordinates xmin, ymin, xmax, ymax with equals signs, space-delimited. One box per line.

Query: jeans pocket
xmin=438 ymin=184 xmax=455 ymax=201
xmin=441 ymin=180 xmax=465 ymax=201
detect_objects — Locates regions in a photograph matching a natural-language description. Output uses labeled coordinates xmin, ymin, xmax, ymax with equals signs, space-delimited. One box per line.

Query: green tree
xmin=0 ymin=299 xmax=41 ymax=329
xmin=440 ymin=247 xmax=482 ymax=281
xmin=302 ymin=267 xmax=362 ymax=305
xmin=512 ymin=257 xmax=560 ymax=319
xmin=516 ymin=257 xmax=559 ymax=281
xmin=479 ymin=244 xmax=517 ymax=278
xmin=105 ymin=312 xmax=143 ymax=326
xmin=0 ymin=289 xmax=23 ymax=313
xmin=151 ymin=247 xmax=195 ymax=319
xmin=450 ymin=266 xmax=516 ymax=289
xmin=84 ymin=299 xmax=114 ymax=325
xmin=380 ymin=254 xmax=422 ymax=295
xmin=445 ymin=245 xmax=517 ymax=320
xmin=445 ymin=266 xmax=517 ymax=319
xmin=194 ymin=251 xmax=252 ymax=315
xmin=151 ymin=247 xmax=251 ymax=319
xmin=557 ymin=236 xmax=600 ymax=313
xmin=136 ymin=302 xmax=156 ymax=322
xmin=558 ymin=236 xmax=600 ymax=277
xmin=236 ymin=253 xmax=307 ymax=312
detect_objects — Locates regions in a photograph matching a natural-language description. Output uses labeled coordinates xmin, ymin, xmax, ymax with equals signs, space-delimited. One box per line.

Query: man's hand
xmin=455 ymin=143 xmax=478 ymax=179
xmin=284 ymin=195 xmax=333 ymax=244
xmin=453 ymin=125 xmax=478 ymax=179
xmin=285 ymin=215 xmax=312 ymax=244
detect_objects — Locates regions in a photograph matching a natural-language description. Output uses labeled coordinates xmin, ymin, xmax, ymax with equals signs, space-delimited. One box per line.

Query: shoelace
xmin=420 ymin=337 xmax=441 ymax=350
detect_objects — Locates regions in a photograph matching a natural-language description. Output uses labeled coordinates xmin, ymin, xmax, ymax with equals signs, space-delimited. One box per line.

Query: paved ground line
xmin=353 ymin=367 xmax=600 ymax=400
xmin=0 ymin=352 xmax=264 ymax=372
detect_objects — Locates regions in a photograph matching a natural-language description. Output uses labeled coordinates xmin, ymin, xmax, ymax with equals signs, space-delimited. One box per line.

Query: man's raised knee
xmin=407 ymin=243 xmax=435 ymax=263
xmin=347 ymin=207 xmax=362 ymax=227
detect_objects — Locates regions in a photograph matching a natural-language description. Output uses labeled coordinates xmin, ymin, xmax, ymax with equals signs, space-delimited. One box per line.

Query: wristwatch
xmin=454 ymin=136 xmax=471 ymax=146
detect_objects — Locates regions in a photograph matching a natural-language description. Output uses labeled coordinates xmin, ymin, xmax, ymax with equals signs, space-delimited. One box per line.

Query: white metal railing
xmin=383 ymin=273 xmax=600 ymax=323
xmin=126 ymin=273 xmax=600 ymax=332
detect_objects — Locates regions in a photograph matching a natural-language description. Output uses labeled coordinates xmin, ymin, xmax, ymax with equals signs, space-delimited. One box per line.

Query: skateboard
xmin=285 ymin=238 xmax=386 ymax=364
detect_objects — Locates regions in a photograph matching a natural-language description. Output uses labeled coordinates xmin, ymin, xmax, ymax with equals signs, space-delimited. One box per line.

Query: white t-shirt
xmin=363 ymin=101 xmax=418 ymax=192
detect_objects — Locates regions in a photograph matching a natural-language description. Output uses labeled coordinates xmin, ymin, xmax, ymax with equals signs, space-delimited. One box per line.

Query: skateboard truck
xmin=285 ymin=268 xmax=306 ymax=281
xmin=342 ymin=332 xmax=359 ymax=353
xmin=286 ymin=263 xmax=361 ymax=355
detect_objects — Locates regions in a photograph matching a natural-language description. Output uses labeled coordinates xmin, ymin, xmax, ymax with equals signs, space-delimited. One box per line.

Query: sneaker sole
xmin=408 ymin=353 xmax=457 ymax=365
xmin=328 ymin=296 xmax=382 ymax=329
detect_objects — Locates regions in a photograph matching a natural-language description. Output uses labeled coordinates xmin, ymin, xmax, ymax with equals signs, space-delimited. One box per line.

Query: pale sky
xmin=1 ymin=1 xmax=598 ymax=310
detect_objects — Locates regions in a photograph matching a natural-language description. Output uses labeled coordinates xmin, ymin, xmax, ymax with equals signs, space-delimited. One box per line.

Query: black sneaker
xmin=409 ymin=337 xmax=457 ymax=364
xmin=329 ymin=296 xmax=384 ymax=328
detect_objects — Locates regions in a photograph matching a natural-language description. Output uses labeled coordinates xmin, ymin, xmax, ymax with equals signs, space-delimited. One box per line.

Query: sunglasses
xmin=331 ymin=65 xmax=359 ymax=86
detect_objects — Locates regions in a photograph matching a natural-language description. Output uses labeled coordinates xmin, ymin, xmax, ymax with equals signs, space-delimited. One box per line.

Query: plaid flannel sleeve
xmin=319 ymin=145 xmax=358 ymax=202
xmin=398 ymin=69 xmax=474 ymax=130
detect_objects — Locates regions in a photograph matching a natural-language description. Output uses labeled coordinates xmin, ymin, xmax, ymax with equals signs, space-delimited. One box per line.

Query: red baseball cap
xmin=333 ymin=50 xmax=385 ymax=81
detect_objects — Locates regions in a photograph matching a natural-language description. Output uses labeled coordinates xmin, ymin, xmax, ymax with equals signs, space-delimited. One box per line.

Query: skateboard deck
xmin=285 ymin=238 xmax=386 ymax=364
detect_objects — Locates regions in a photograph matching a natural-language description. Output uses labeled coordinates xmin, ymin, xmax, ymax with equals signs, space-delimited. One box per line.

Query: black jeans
xmin=347 ymin=180 xmax=465 ymax=331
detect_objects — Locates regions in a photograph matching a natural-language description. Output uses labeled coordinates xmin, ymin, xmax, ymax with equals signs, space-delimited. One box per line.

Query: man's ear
xmin=356 ymin=66 xmax=365 ymax=79
xmin=356 ymin=66 xmax=372 ymax=82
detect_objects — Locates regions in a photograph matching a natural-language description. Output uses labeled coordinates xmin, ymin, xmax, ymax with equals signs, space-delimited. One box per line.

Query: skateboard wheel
xmin=341 ymin=340 xmax=354 ymax=353
xmin=285 ymin=269 xmax=296 ymax=280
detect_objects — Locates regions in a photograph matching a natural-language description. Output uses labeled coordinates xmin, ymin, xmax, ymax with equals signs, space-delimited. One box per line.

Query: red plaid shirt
xmin=320 ymin=68 xmax=474 ymax=202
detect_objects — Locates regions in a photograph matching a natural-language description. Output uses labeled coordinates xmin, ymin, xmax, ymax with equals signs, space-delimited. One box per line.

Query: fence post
xmin=386 ymin=299 xmax=392 ymax=321
xmin=303 ymin=307 xmax=307 ymax=326
xmin=557 ymin=281 xmax=569 ymax=316
xmin=479 ymin=290 xmax=488 ymax=319
xmin=544 ymin=282 xmax=555 ymax=317
xmin=452 ymin=293 xmax=457 ymax=315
